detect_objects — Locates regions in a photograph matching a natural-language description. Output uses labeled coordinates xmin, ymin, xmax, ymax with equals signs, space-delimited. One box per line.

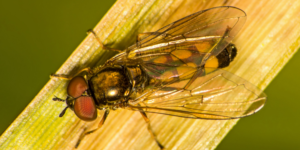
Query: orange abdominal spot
xmin=171 ymin=50 xmax=192 ymax=59
xmin=195 ymin=42 xmax=212 ymax=53
xmin=204 ymin=55 xmax=219 ymax=68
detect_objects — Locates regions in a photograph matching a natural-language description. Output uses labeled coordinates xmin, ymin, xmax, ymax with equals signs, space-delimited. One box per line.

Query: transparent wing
xmin=110 ymin=38 xmax=217 ymax=70
xmin=108 ymin=6 xmax=246 ymax=67
xmin=131 ymin=41 xmax=218 ymax=82
xmin=127 ymin=69 xmax=266 ymax=119
xmin=127 ymin=6 xmax=246 ymax=58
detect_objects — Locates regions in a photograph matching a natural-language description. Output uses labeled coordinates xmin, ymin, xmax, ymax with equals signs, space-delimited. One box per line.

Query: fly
xmin=51 ymin=6 xmax=266 ymax=149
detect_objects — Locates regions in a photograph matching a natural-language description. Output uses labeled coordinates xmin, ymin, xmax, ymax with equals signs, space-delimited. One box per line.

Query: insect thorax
xmin=88 ymin=64 xmax=147 ymax=109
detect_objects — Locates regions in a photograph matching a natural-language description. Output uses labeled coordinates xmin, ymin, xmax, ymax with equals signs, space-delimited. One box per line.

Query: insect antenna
xmin=59 ymin=106 xmax=69 ymax=117
xmin=52 ymin=96 xmax=69 ymax=117
xmin=52 ymin=96 xmax=65 ymax=102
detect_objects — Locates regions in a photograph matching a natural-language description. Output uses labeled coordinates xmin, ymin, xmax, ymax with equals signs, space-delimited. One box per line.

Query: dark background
xmin=0 ymin=1 xmax=299 ymax=149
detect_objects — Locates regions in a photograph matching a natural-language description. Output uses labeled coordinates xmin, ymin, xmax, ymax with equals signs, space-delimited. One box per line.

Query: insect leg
xmin=75 ymin=109 xmax=110 ymax=148
xmin=50 ymin=67 xmax=92 ymax=80
xmin=136 ymin=32 xmax=156 ymax=42
xmin=139 ymin=110 xmax=165 ymax=150
xmin=87 ymin=29 xmax=122 ymax=52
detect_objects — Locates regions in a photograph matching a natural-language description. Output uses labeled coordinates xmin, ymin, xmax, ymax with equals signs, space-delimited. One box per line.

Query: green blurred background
xmin=0 ymin=0 xmax=299 ymax=149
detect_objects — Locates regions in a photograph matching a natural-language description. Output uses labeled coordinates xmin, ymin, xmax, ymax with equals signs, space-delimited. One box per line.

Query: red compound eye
xmin=74 ymin=96 xmax=97 ymax=121
xmin=67 ymin=76 xmax=88 ymax=98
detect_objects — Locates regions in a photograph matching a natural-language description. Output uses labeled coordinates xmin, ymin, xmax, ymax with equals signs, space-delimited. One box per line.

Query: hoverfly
xmin=52 ymin=6 xmax=266 ymax=149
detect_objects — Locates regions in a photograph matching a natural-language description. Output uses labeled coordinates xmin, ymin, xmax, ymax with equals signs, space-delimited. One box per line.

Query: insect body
xmin=52 ymin=6 xmax=266 ymax=149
